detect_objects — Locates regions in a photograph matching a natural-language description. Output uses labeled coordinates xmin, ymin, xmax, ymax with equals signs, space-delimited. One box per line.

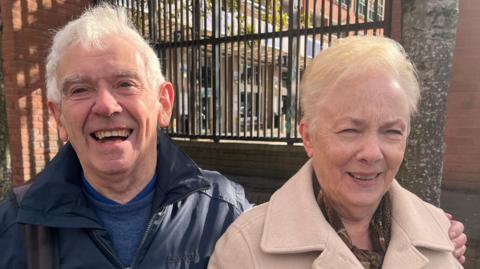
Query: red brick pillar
xmin=1 ymin=1 xmax=91 ymax=186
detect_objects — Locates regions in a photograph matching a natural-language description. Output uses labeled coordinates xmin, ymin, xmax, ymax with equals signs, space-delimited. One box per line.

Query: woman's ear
xmin=157 ymin=82 xmax=175 ymax=128
xmin=299 ymin=120 xmax=314 ymax=158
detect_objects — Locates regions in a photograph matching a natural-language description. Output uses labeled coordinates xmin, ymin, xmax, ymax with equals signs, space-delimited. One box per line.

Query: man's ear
xmin=157 ymin=82 xmax=175 ymax=128
xmin=47 ymin=101 xmax=68 ymax=141
xmin=299 ymin=120 xmax=314 ymax=158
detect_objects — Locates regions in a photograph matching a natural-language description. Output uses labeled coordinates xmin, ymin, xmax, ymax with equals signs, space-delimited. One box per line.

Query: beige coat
xmin=208 ymin=160 xmax=462 ymax=269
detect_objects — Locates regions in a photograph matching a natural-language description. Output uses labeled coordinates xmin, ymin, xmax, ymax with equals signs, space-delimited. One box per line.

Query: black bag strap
xmin=12 ymin=185 xmax=59 ymax=269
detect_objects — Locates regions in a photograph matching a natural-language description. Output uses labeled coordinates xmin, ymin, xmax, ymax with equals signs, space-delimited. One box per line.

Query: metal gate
xmin=106 ymin=0 xmax=392 ymax=144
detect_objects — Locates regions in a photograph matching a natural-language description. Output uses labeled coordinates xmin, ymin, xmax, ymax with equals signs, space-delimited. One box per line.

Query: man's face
xmin=49 ymin=36 xmax=173 ymax=182
xmin=300 ymin=73 xmax=409 ymax=215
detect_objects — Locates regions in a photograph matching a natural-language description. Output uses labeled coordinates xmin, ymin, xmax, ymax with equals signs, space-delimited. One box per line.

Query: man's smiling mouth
xmin=91 ymin=129 xmax=133 ymax=142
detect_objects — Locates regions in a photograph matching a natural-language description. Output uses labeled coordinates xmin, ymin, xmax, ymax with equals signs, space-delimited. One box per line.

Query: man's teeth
xmin=95 ymin=129 xmax=130 ymax=140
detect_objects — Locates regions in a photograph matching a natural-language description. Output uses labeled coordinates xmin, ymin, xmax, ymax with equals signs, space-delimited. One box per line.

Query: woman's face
xmin=300 ymin=73 xmax=410 ymax=216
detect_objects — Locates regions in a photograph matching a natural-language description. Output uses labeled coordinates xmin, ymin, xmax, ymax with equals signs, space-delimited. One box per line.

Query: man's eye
xmin=69 ymin=87 xmax=89 ymax=96
xmin=119 ymin=81 xmax=135 ymax=88
xmin=340 ymin=128 xmax=359 ymax=134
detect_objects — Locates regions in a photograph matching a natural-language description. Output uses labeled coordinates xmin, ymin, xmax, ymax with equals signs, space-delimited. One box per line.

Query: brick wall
xmin=443 ymin=0 xmax=480 ymax=187
xmin=1 ymin=0 xmax=90 ymax=186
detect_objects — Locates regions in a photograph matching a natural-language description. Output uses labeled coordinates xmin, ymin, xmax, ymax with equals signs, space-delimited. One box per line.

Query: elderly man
xmin=0 ymin=4 xmax=249 ymax=269
xmin=0 ymin=4 xmax=466 ymax=269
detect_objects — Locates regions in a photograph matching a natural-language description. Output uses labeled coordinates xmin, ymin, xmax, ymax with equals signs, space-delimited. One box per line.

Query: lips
xmin=347 ymin=172 xmax=382 ymax=181
xmin=91 ymin=128 xmax=133 ymax=142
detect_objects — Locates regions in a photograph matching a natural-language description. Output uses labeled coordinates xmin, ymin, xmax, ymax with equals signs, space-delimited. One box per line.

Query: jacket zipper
xmin=91 ymin=230 xmax=126 ymax=269
xmin=129 ymin=186 xmax=210 ymax=269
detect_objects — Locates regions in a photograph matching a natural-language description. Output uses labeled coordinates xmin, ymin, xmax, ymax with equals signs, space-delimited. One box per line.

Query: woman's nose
xmin=356 ymin=135 xmax=383 ymax=164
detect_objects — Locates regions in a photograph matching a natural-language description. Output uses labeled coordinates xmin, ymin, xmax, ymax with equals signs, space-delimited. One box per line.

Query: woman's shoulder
xmin=229 ymin=202 xmax=270 ymax=232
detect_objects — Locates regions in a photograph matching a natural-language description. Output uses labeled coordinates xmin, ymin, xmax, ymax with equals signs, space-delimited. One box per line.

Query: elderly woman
xmin=208 ymin=36 xmax=463 ymax=269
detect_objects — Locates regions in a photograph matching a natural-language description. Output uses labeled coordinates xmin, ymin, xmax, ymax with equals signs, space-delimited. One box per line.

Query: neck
xmin=84 ymin=158 xmax=157 ymax=205
xmin=340 ymin=216 xmax=373 ymax=250
xmin=329 ymin=199 xmax=379 ymax=250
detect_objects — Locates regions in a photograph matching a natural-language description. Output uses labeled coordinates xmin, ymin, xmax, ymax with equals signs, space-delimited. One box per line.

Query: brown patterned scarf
xmin=315 ymin=186 xmax=392 ymax=269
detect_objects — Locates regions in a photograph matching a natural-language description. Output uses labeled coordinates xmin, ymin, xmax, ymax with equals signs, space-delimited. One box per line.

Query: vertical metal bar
xmin=286 ymin=0 xmax=298 ymax=144
xmin=147 ymin=0 xmax=153 ymax=41
xmin=270 ymin=0 xmax=276 ymax=138
xmin=250 ymin=0 xmax=255 ymax=137
xmin=141 ymin=0 xmax=145 ymax=36
xmin=166 ymin=1 xmax=177 ymax=133
xmin=236 ymin=0 xmax=241 ymax=137
xmin=256 ymin=0 xmax=262 ymax=136
xmin=303 ymin=0 xmax=309 ymax=72
xmin=320 ymin=0 xmax=325 ymax=49
xmin=263 ymin=0 xmax=268 ymax=138
xmin=364 ymin=0 xmax=369 ymax=34
xmin=230 ymin=0 xmax=235 ymax=136
xmin=213 ymin=0 xmax=221 ymax=141
xmin=186 ymin=0 xmax=192 ymax=135
xmin=384 ymin=0 xmax=392 ymax=37
xmin=337 ymin=0 xmax=342 ymax=38
xmin=373 ymin=0 xmax=379 ymax=35
xmin=312 ymin=0 xmax=317 ymax=58
xmin=223 ymin=0 xmax=228 ymax=136
xmin=180 ymin=0 xmax=186 ymax=134
xmin=328 ymin=0 xmax=333 ymax=44
xmin=346 ymin=0 xmax=351 ymax=36
xmin=242 ymin=0 xmax=247 ymax=137
xmin=193 ymin=0 xmax=200 ymax=135
xmin=294 ymin=0 xmax=301 ymax=140
xmin=355 ymin=0 xmax=360 ymax=35
xmin=277 ymin=0 xmax=284 ymax=138
xmin=203 ymin=0 xmax=209 ymax=135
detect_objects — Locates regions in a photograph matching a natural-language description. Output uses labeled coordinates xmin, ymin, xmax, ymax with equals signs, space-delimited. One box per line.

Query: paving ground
xmin=228 ymin=174 xmax=480 ymax=269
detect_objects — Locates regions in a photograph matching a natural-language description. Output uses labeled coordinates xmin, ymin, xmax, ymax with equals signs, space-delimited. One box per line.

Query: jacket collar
xmin=382 ymin=180 xmax=454 ymax=268
xmin=17 ymin=131 xmax=210 ymax=228
xmin=261 ymin=160 xmax=453 ymax=269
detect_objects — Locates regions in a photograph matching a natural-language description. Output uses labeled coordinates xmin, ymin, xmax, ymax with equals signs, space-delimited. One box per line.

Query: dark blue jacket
xmin=0 ymin=132 xmax=250 ymax=269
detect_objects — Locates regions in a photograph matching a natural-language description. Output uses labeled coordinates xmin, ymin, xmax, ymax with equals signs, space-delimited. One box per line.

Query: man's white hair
xmin=46 ymin=3 xmax=165 ymax=103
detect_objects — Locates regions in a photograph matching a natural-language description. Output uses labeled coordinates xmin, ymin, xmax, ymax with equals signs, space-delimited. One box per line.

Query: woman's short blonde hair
xmin=300 ymin=36 xmax=420 ymax=129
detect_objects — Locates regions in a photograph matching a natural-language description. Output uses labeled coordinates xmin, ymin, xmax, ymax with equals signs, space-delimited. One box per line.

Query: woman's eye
xmin=387 ymin=129 xmax=403 ymax=135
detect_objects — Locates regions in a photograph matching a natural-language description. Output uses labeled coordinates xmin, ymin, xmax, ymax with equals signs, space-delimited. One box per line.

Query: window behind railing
xmin=103 ymin=0 xmax=392 ymax=144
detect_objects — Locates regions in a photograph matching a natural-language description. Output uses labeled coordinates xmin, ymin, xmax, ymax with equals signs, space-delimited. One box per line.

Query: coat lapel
xmin=261 ymin=160 xmax=364 ymax=269
xmin=382 ymin=180 xmax=454 ymax=269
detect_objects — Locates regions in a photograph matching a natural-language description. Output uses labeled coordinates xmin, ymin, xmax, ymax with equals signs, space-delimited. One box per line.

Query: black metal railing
xmin=104 ymin=0 xmax=392 ymax=144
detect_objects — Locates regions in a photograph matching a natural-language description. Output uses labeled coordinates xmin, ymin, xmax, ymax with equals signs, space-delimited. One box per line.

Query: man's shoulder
xmin=198 ymin=170 xmax=252 ymax=214
xmin=0 ymin=196 xmax=27 ymax=268
xmin=0 ymin=194 xmax=20 ymax=237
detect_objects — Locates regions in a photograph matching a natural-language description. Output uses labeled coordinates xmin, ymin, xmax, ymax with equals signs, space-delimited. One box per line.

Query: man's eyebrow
xmin=60 ymin=74 xmax=88 ymax=92
xmin=112 ymin=70 xmax=141 ymax=79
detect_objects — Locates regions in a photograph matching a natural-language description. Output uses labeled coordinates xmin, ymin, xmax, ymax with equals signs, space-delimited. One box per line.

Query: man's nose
xmin=356 ymin=135 xmax=383 ymax=164
xmin=91 ymin=88 xmax=122 ymax=117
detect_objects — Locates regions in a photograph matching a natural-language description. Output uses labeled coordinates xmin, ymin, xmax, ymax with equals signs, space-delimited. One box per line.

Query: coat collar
xmin=382 ymin=180 xmax=454 ymax=268
xmin=261 ymin=160 xmax=454 ymax=269
xmin=17 ymin=131 xmax=210 ymax=228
